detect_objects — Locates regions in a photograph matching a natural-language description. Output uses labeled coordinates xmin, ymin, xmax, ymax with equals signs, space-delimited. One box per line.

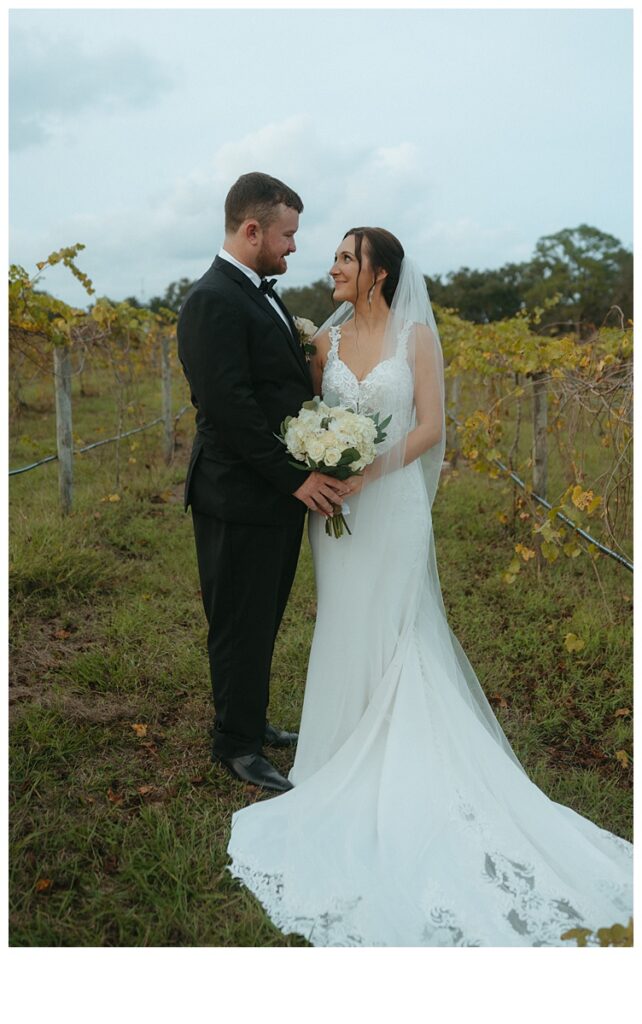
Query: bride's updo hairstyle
xmin=343 ymin=227 xmax=405 ymax=308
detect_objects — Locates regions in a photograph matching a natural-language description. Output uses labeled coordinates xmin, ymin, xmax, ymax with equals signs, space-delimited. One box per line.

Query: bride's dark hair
xmin=343 ymin=227 xmax=405 ymax=308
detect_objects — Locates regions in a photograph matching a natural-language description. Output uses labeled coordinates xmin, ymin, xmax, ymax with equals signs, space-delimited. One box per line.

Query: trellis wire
xmin=11 ymin=403 xmax=631 ymax=572
xmin=9 ymin=404 xmax=191 ymax=477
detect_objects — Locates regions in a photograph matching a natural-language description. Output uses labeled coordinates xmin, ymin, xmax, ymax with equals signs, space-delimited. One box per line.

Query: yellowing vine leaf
xmin=515 ymin=543 xmax=535 ymax=562
xmin=563 ymin=541 xmax=582 ymax=558
xmin=571 ymin=486 xmax=596 ymax=511
xmin=541 ymin=541 xmax=560 ymax=562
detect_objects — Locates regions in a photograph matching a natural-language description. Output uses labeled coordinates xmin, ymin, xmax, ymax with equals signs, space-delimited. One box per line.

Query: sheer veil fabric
xmin=226 ymin=258 xmax=633 ymax=946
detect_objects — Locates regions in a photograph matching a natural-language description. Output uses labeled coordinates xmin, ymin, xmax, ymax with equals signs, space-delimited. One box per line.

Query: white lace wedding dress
xmin=227 ymin=324 xmax=633 ymax=946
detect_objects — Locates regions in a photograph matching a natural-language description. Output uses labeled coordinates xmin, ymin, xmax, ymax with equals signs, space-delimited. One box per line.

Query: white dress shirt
xmin=218 ymin=247 xmax=291 ymax=331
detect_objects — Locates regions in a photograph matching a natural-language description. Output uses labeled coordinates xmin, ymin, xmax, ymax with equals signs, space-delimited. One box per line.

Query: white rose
xmin=307 ymin=439 xmax=326 ymax=463
xmin=324 ymin=447 xmax=342 ymax=467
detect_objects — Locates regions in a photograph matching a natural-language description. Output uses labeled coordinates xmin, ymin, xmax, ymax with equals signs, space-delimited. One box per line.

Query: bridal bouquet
xmin=278 ymin=397 xmax=391 ymax=538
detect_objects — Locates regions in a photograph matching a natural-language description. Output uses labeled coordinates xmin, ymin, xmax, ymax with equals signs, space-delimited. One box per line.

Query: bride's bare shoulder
xmin=312 ymin=329 xmax=332 ymax=361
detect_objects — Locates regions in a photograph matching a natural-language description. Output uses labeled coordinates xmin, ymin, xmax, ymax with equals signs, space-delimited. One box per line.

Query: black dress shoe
xmin=213 ymin=752 xmax=293 ymax=793
xmin=264 ymin=722 xmax=298 ymax=748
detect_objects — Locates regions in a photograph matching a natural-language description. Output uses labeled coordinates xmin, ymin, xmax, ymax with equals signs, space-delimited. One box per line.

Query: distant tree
xmin=145 ymin=224 xmax=631 ymax=332
xmin=426 ymin=263 xmax=528 ymax=323
xmin=280 ymin=278 xmax=336 ymax=326
xmin=148 ymin=277 xmax=194 ymax=314
xmin=524 ymin=224 xmax=632 ymax=334
xmin=123 ymin=295 xmax=143 ymax=309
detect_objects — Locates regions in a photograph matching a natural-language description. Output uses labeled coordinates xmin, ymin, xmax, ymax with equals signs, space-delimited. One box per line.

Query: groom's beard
xmin=255 ymin=245 xmax=289 ymax=278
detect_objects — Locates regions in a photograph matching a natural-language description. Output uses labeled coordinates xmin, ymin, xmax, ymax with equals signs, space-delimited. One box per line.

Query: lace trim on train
xmin=228 ymin=818 xmax=632 ymax=948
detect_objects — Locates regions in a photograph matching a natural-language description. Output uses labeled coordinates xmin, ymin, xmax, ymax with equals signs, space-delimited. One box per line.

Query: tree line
xmin=126 ymin=224 xmax=632 ymax=338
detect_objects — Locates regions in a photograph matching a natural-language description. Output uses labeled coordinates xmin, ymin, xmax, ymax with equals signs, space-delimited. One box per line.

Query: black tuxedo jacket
xmin=177 ymin=256 xmax=313 ymax=525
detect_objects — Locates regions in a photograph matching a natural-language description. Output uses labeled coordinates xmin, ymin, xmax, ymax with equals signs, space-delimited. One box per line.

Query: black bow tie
xmin=259 ymin=277 xmax=277 ymax=298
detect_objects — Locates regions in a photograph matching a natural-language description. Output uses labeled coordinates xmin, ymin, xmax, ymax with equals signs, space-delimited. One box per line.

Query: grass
xmin=9 ymin=370 xmax=632 ymax=946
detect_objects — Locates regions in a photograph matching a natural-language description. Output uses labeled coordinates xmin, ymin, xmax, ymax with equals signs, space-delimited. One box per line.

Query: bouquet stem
xmin=325 ymin=505 xmax=352 ymax=538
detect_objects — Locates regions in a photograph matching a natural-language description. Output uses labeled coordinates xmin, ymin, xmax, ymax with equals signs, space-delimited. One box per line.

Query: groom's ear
xmin=242 ymin=218 xmax=262 ymax=247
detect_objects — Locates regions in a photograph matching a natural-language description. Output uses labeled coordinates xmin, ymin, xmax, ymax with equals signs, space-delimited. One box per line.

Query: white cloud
xmin=18 ymin=117 xmax=439 ymax=302
xmin=9 ymin=27 xmax=173 ymax=151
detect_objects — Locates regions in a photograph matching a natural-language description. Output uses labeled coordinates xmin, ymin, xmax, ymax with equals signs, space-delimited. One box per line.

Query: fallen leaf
xmin=53 ymin=628 xmax=72 ymax=639
xmin=103 ymin=855 xmax=119 ymax=874
xmin=561 ymin=927 xmax=592 ymax=947
xmin=107 ymin=787 xmax=124 ymax=805
xmin=190 ymin=775 xmax=206 ymax=785
xmin=564 ymin=633 xmax=585 ymax=653
xmin=130 ymin=723 xmax=148 ymax=738
xmin=137 ymin=785 xmax=154 ymax=796
xmin=35 ymin=878 xmax=53 ymax=893
xmin=615 ymin=750 xmax=630 ymax=769
xmin=614 ymin=708 xmax=632 ymax=719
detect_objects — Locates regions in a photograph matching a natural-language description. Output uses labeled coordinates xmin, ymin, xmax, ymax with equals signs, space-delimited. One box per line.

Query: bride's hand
xmin=344 ymin=473 xmax=365 ymax=497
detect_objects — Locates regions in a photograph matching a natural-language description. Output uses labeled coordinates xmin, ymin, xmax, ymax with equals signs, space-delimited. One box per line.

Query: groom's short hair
xmin=225 ymin=172 xmax=303 ymax=233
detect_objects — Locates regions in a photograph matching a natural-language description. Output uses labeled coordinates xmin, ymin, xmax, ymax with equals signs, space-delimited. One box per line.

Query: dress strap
xmin=328 ymin=324 xmax=341 ymax=356
xmin=396 ymin=320 xmax=412 ymax=359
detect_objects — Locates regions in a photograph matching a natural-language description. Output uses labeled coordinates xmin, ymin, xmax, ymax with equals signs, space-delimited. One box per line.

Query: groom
xmin=177 ymin=172 xmax=348 ymax=792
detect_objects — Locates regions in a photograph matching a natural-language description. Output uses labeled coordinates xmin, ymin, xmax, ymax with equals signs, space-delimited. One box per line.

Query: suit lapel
xmin=214 ymin=257 xmax=311 ymax=384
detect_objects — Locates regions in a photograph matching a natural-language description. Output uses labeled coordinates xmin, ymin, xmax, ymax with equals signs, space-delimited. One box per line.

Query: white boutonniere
xmin=293 ymin=316 xmax=318 ymax=361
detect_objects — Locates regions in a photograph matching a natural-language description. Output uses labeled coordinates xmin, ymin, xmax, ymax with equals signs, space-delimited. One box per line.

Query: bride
xmin=227 ymin=226 xmax=633 ymax=946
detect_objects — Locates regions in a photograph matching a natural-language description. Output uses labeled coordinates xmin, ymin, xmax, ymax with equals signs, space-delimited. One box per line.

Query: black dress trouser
xmin=191 ymin=510 xmax=305 ymax=759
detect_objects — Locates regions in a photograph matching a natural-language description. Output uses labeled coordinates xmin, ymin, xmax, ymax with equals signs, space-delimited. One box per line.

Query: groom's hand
xmin=293 ymin=472 xmax=350 ymax=515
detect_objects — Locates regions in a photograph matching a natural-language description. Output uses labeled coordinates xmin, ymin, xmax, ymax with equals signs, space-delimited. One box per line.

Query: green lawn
xmin=9 ymin=371 xmax=632 ymax=946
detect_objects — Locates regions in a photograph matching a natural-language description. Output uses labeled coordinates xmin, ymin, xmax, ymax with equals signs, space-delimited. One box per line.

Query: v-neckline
xmin=332 ymin=325 xmax=394 ymax=386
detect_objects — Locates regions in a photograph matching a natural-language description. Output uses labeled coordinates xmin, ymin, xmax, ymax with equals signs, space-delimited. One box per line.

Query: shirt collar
xmin=218 ymin=247 xmax=262 ymax=289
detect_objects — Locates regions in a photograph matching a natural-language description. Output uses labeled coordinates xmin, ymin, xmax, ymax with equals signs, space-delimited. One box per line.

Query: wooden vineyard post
xmin=531 ymin=372 xmax=548 ymax=501
xmin=53 ymin=345 xmax=73 ymax=515
xmin=447 ymin=374 xmax=461 ymax=468
xmin=161 ymin=333 xmax=173 ymax=464
xmin=531 ymin=371 xmax=548 ymax=573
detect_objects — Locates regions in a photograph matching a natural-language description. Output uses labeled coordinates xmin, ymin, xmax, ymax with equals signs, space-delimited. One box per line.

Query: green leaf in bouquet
xmin=301 ymin=397 xmax=321 ymax=412
xmin=277 ymin=416 xmax=293 ymax=440
xmin=338 ymin=447 xmax=361 ymax=466
xmin=288 ymin=459 xmax=310 ymax=471
xmin=331 ymin=466 xmax=355 ymax=481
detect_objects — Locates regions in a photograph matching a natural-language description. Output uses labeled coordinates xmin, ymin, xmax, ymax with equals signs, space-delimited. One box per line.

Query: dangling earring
xmin=367 ymin=281 xmax=376 ymax=307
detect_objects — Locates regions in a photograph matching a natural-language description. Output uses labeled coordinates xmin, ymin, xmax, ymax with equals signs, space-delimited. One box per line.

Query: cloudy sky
xmin=8 ymin=4 xmax=633 ymax=307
